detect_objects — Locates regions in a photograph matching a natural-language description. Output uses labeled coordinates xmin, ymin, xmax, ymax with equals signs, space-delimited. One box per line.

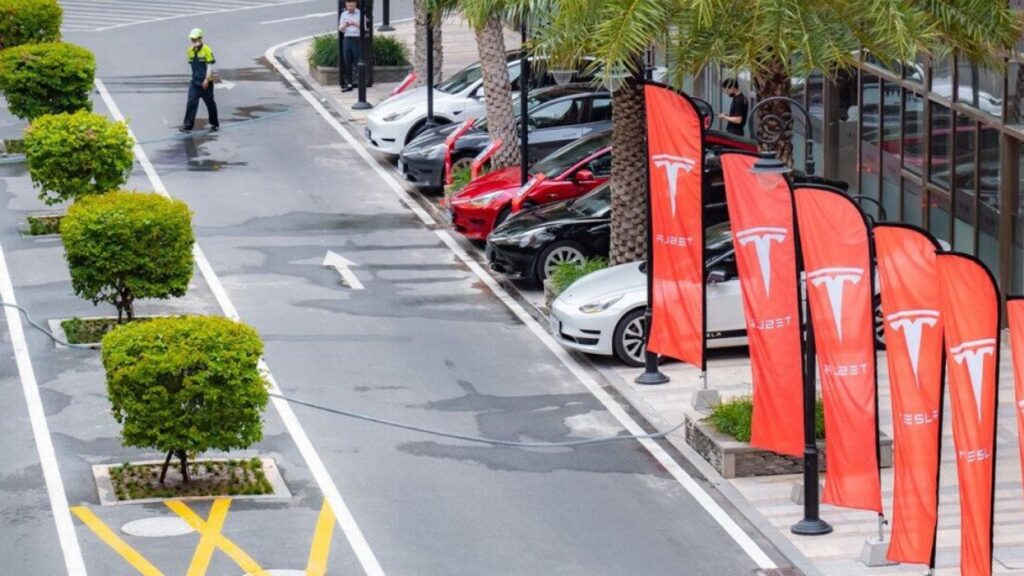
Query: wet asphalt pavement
xmin=0 ymin=1 xmax=787 ymax=574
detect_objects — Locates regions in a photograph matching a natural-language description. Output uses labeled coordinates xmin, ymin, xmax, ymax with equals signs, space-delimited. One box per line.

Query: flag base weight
xmin=791 ymin=518 xmax=833 ymax=536
xmin=634 ymin=370 xmax=669 ymax=385
xmin=859 ymin=540 xmax=895 ymax=567
xmin=691 ymin=388 xmax=721 ymax=411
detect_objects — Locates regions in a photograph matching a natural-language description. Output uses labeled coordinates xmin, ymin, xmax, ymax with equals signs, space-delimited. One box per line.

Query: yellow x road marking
xmin=72 ymin=499 xmax=337 ymax=575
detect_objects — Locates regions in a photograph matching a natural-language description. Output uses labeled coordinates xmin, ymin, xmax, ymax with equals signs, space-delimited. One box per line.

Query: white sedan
xmin=550 ymin=222 xmax=888 ymax=366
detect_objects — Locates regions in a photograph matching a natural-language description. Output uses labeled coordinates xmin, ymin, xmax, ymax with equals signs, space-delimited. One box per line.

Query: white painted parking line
xmin=264 ymin=37 xmax=779 ymax=571
xmin=0 ymin=245 xmax=87 ymax=574
xmin=60 ymin=0 xmax=318 ymax=32
xmin=94 ymin=77 xmax=386 ymax=576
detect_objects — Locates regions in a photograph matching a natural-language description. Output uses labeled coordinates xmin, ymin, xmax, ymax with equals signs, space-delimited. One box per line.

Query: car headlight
xmin=579 ymin=294 xmax=623 ymax=314
xmin=517 ymin=229 xmax=552 ymax=248
xmin=427 ymin=144 xmax=446 ymax=159
xmin=383 ymin=109 xmax=413 ymax=122
xmin=457 ymin=190 xmax=505 ymax=209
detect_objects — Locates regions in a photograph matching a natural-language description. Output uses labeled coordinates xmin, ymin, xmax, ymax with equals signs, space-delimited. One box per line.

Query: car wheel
xmin=451 ymin=154 xmax=474 ymax=172
xmin=537 ymin=241 xmax=586 ymax=281
xmin=613 ymin=308 xmax=647 ymax=367
xmin=873 ymin=297 xmax=886 ymax=350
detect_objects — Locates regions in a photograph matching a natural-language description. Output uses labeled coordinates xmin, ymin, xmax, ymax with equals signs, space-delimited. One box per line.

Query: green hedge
xmin=0 ymin=0 xmax=62 ymax=50
xmin=61 ymin=191 xmax=195 ymax=321
xmin=102 ymin=316 xmax=268 ymax=482
xmin=308 ymin=33 xmax=410 ymax=68
xmin=24 ymin=110 xmax=134 ymax=205
xmin=709 ymin=396 xmax=825 ymax=443
xmin=0 ymin=42 xmax=95 ymax=119
xmin=550 ymin=257 xmax=609 ymax=293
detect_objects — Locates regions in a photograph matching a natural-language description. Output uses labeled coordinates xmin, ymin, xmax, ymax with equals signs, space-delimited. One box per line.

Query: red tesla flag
xmin=937 ymin=254 xmax=999 ymax=576
xmin=793 ymin=186 xmax=882 ymax=513
xmin=1009 ymin=297 xmax=1024 ymax=508
xmin=874 ymin=225 xmax=944 ymax=565
xmin=720 ymin=153 xmax=802 ymax=457
xmin=643 ymin=84 xmax=704 ymax=368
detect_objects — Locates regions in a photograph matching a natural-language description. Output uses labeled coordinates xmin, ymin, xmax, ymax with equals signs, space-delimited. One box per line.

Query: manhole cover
xmin=121 ymin=517 xmax=194 ymax=538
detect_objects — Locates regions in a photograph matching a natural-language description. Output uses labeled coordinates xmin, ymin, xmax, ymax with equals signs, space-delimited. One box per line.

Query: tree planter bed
xmin=48 ymin=315 xmax=163 ymax=348
xmin=684 ymin=416 xmax=892 ymax=479
xmin=23 ymin=213 xmax=62 ymax=236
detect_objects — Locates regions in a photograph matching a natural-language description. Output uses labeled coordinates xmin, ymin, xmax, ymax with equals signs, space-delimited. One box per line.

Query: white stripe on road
xmin=264 ymin=37 xmax=779 ymax=571
xmin=0 ymin=249 xmax=87 ymax=574
xmin=259 ymin=11 xmax=335 ymax=24
xmin=93 ymin=78 xmax=386 ymax=576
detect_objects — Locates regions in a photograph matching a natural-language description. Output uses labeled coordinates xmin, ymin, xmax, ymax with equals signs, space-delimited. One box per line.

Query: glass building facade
xmin=690 ymin=46 xmax=1024 ymax=295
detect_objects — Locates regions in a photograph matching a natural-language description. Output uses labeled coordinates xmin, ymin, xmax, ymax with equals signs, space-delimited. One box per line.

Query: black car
xmin=398 ymin=85 xmax=611 ymax=191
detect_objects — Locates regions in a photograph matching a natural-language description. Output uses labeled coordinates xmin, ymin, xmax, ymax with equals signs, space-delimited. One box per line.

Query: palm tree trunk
xmin=609 ymin=80 xmax=647 ymax=265
xmin=474 ymin=17 xmax=520 ymax=168
xmin=752 ymin=55 xmax=794 ymax=167
xmin=413 ymin=0 xmax=443 ymax=86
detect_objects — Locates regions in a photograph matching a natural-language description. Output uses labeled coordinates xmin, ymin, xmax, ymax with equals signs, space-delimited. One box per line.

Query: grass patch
xmin=550 ymin=257 xmax=608 ymax=293
xmin=26 ymin=214 xmax=61 ymax=235
xmin=109 ymin=458 xmax=273 ymax=501
xmin=61 ymin=316 xmax=153 ymax=344
xmin=709 ymin=396 xmax=825 ymax=443
xmin=450 ymin=165 xmax=472 ymax=193
xmin=3 ymin=138 xmax=25 ymax=154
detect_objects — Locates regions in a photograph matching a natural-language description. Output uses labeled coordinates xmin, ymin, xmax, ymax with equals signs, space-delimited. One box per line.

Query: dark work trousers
xmin=342 ymin=36 xmax=360 ymax=87
xmin=183 ymin=82 xmax=218 ymax=130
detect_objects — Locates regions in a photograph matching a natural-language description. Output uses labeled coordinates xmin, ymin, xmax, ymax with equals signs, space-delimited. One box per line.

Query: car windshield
xmin=532 ymin=132 xmax=611 ymax=179
xmin=570 ymin=183 xmax=611 ymax=216
xmin=437 ymin=63 xmax=483 ymax=94
xmin=705 ymin=222 xmax=734 ymax=260
xmin=475 ymin=93 xmax=543 ymax=131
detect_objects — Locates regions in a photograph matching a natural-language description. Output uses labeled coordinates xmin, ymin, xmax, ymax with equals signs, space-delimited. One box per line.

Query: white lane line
xmin=0 ymin=248 xmax=87 ymax=574
xmin=260 ymin=11 xmax=334 ymax=24
xmin=93 ymin=78 xmax=386 ymax=576
xmin=264 ymin=38 xmax=778 ymax=571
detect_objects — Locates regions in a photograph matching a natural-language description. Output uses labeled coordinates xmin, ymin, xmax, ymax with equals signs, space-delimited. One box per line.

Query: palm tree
xmin=413 ymin=0 xmax=444 ymax=87
xmin=529 ymin=0 xmax=1021 ymax=264
xmin=428 ymin=0 xmax=522 ymax=168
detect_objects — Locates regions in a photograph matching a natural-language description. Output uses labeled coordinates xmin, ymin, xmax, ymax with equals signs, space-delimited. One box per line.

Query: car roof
xmin=526 ymin=84 xmax=607 ymax=103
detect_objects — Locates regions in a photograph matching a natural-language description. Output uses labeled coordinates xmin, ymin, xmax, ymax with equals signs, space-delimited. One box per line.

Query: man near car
xmin=338 ymin=0 xmax=361 ymax=92
xmin=718 ymin=78 xmax=748 ymax=137
xmin=181 ymin=28 xmax=219 ymax=133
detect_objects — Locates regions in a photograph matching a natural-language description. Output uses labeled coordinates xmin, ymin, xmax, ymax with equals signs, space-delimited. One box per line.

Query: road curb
xmin=270 ymin=37 xmax=822 ymax=576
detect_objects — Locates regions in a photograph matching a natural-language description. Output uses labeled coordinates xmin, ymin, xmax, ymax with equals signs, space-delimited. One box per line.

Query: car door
xmin=705 ymin=251 xmax=746 ymax=340
xmin=538 ymin=149 xmax=612 ymax=205
xmin=579 ymin=95 xmax=612 ymax=138
xmin=526 ymin=97 xmax=586 ymax=162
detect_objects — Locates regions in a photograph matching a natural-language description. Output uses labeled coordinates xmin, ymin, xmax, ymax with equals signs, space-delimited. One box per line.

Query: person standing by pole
xmin=718 ymin=78 xmax=748 ymax=136
xmin=181 ymin=28 xmax=219 ymax=133
xmin=338 ymin=0 xmax=360 ymax=92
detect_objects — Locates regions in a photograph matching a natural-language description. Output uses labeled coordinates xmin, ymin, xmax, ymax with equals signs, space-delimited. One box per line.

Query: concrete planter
xmin=308 ymin=63 xmax=412 ymax=86
xmin=543 ymin=278 xmax=562 ymax=308
xmin=684 ymin=416 xmax=892 ymax=479
xmin=310 ymin=64 xmax=339 ymax=87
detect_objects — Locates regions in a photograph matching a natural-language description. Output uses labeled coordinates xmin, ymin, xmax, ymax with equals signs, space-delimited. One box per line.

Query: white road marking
xmin=264 ymin=38 xmax=778 ymax=571
xmin=259 ymin=11 xmax=335 ymax=24
xmin=0 ymin=247 xmax=87 ymax=574
xmin=323 ymin=251 xmax=365 ymax=290
xmin=94 ymin=78 xmax=386 ymax=576
xmin=61 ymin=0 xmax=319 ymax=32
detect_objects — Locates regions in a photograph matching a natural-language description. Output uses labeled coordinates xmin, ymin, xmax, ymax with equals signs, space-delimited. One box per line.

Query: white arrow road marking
xmin=218 ymin=79 xmax=236 ymax=90
xmin=324 ymin=250 xmax=365 ymax=290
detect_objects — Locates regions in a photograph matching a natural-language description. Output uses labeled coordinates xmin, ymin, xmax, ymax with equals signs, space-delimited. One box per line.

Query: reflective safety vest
xmin=187 ymin=44 xmax=215 ymax=86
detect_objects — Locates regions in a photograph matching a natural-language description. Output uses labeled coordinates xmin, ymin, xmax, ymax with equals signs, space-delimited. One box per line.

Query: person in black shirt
xmin=718 ymin=78 xmax=748 ymax=137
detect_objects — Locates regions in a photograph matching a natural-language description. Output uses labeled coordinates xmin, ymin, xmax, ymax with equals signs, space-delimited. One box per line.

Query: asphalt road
xmin=0 ymin=1 xmax=789 ymax=574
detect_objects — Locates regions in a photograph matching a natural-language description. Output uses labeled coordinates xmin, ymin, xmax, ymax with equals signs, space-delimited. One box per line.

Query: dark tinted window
xmin=589 ymin=97 xmax=612 ymax=122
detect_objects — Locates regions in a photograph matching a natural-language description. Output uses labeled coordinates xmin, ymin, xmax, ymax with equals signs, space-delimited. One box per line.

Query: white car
xmin=550 ymin=221 xmax=890 ymax=366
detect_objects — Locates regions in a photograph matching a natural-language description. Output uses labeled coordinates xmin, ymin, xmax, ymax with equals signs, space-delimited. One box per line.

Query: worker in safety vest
xmin=180 ymin=28 xmax=219 ymax=133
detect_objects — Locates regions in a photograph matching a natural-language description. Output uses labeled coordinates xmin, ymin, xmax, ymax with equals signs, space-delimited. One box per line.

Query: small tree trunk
xmin=413 ymin=0 xmax=443 ymax=86
xmin=608 ymin=78 xmax=648 ymax=265
xmin=177 ymin=450 xmax=190 ymax=483
xmin=752 ymin=55 xmax=794 ymax=167
xmin=159 ymin=450 xmax=174 ymax=484
xmin=474 ymin=17 xmax=520 ymax=168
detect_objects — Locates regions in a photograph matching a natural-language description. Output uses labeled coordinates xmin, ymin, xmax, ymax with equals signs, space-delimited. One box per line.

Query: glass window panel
xmin=903 ymin=53 xmax=926 ymax=84
xmin=882 ymin=176 xmax=900 ymax=222
xmin=859 ymin=72 xmax=881 ymax=200
xmin=929 ymin=103 xmax=952 ymax=188
xmin=957 ymin=57 xmax=1004 ymax=118
xmin=1014 ymin=141 xmax=1024 ymax=294
xmin=977 ymin=124 xmax=1001 ymax=278
xmin=881 ymin=81 xmax=902 ymax=180
xmin=952 ymin=114 xmax=976 ymax=253
xmin=1008 ymin=61 xmax=1024 ymax=126
xmin=932 ymin=56 xmax=954 ymax=99
xmin=929 ymin=189 xmax=952 ymax=244
xmin=903 ymin=178 xmax=924 ymax=226
xmin=903 ymin=91 xmax=925 ymax=176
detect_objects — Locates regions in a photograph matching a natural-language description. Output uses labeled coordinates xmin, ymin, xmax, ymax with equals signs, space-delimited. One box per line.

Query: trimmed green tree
xmin=0 ymin=42 xmax=95 ymax=119
xmin=24 ymin=111 xmax=134 ymax=205
xmin=0 ymin=0 xmax=62 ymax=50
xmin=61 ymin=191 xmax=195 ymax=322
xmin=102 ymin=316 xmax=269 ymax=484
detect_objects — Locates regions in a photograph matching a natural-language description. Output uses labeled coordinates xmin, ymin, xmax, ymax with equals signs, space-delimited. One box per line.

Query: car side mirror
xmin=706 ymin=268 xmax=728 ymax=284
xmin=574 ymin=169 xmax=594 ymax=182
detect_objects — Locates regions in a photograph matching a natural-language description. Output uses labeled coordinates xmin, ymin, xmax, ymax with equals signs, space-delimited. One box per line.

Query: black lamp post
xmin=425 ymin=11 xmax=435 ymax=128
xmin=379 ymin=0 xmax=394 ymax=31
xmin=351 ymin=0 xmax=372 ymax=110
xmin=519 ymin=17 xmax=530 ymax=186
xmin=749 ymin=152 xmax=832 ymax=536
xmin=749 ymin=96 xmax=814 ymax=175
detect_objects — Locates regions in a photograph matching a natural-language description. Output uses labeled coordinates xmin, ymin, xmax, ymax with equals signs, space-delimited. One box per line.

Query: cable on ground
xmin=0 ymin=302 xmax=95 ymax=349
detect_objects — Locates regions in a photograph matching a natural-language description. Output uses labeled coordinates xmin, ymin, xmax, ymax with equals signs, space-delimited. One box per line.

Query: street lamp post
xmin=519 ymin=17 xmax=529 ymax=186
xmin=749 ymin=96 xmax=814 ymax=175
xmin=425 ymin=11 xmax=435 ymax=128
xmin=379 ymin=0 xmax=394 ymax=31
xmin=351 ymin=0 xmax=372 ymax=110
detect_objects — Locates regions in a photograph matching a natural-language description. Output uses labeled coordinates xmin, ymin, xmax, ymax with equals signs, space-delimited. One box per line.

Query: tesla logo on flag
xmin=951 ymin=338 xmax=996 ymax=420
xmin=652 ymin=154 xmax=696 ymax=216
xmin=886 ymin=309 xmax=939 ymax=389
xmin=807 ymin=267 xmax=864 ymax=342
xmin=736 ymin=227 xmax=787 ymax=297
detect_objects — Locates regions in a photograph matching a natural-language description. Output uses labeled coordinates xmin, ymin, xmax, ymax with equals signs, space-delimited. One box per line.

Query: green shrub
xmin=0 ymin=0 xmax=62 ymax=50
xmin=102 ymin=316 xmax=268 ymax=484
xmin=373 ymin=35 xmax=409 ymax=67
xmin=24 ymin=111 xmax=134 ymax=205
xmin=709 ymin=396 xmax=825 ymax=443
xmin=61 ymin=191 xmax=195 ymax=322
xmin=307 ymin=33 xmax=410 ymax=68
xmin=450 ymin=164 xmax=472 ymax=193
xmin=550 ymin=257 xmax=609 ymax=293
xmin=0 ymin=42 xmax=95 ymax=119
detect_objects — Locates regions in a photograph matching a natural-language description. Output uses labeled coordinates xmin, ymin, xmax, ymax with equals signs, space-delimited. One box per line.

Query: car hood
xmin=452 ymin=166 xmax=523 ymax=200
xmin=404 ymin=126 xmax=490 ymax=157
xmin=556 ymin=261 xmax=645 ymax=306
xmin=492 ymin=199 xmax=583 ymax=236
xmin=373 ymin=89 xmax=463 ymax=117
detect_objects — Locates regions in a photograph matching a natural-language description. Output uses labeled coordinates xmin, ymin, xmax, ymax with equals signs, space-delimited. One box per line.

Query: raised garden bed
xmin=3 ymin=138 xmax=25 ymax=154
xmin=92 ymin=457 xmax=290 ymax=505
xmin=685 ymin=416 xmax=892 ymax=479
xmin=25 ymin=214 xmax=62 ymax=236
xmin=49 ymin=316 xmax=157 ymax=348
